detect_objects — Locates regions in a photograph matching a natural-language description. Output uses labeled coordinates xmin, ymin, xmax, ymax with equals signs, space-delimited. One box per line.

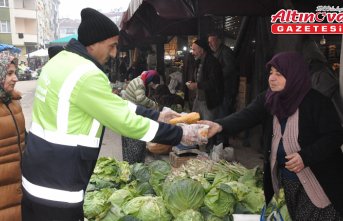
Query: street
xmin=16 ymin=80 xmax=123 ymax=160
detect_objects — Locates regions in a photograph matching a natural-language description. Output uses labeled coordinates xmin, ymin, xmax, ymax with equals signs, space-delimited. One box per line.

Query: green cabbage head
xmin=122 ymin=196 xmax=171 ymax=221
xmin=163 ymin=178 xmax=205 ymax=217
xmin=174 ymin=209 xmax=204 ymax=221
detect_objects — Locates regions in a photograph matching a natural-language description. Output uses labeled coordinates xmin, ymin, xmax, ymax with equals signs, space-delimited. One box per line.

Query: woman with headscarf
xmin=121 ymin=70 xmax=160 ymax=163
xmin=199 ymin=52 xmax=343 ymax=220
xmin=0 ymin=55 xmax=26 ymax=221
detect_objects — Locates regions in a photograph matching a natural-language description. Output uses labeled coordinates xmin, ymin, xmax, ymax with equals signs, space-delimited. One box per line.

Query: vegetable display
xmin=84 ymin=157 xmax=290 ymax=221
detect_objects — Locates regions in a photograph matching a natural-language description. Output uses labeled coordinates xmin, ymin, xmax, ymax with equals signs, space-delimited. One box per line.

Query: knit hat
xmin=141 ymin=70 xmax=160 ymax=85
xmin=193 ymin=38 xmax=210 ymax=52
xmin=78 ymin=8 xmax=119 ymax=46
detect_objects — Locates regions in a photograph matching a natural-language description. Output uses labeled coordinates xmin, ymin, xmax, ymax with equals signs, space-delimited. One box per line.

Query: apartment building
xmin=58 ymin=11 xmax=123 ymax=40
xmin=0 ymin=0 xmax=58 ymax=60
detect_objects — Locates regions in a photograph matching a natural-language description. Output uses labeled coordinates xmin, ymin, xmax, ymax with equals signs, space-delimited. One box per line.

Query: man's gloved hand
xmin=179 ymin=123 xmax=208 ymax=146
xmin=158 ymin=107 xmax=181 ymax=123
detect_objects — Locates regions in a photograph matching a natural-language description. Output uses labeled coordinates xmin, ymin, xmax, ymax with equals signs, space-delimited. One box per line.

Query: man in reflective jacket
xmin=21 ymin=8 xmax=206 ymax=221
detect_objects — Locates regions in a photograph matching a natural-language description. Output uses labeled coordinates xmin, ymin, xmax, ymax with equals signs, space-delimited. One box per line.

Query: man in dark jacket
xmin=187 ymin=38 xmax=224 ymax=121
xmin=187 ymin=38 xmax=224 ymax=151
xmin=208 ymin=32 xmax=239 ymax=116
xmin=208 ymin=32 xmax=240 ymax=146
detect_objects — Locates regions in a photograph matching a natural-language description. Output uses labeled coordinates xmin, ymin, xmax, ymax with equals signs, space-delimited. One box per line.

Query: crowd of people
xmin=0 ymin=7 xmax=342 ymax=221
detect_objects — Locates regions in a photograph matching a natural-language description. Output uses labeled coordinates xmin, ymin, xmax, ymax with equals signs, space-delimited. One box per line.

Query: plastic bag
xmin=260 ymin=205 xmax=284 ymax=221
xmin=211 ymin=143 xmax=235 ymax=162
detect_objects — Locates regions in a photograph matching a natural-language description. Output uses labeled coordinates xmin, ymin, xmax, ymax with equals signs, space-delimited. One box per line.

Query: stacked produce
xmin=84 ymin=157 xmax=289 ymax=221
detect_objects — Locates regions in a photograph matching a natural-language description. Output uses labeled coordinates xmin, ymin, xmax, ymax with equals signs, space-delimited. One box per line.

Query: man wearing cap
xmin=21 ymin=8 xmax=207 ymax=221
xmin=188 ymin=39 xmax=224 ymax=120
xmin=187 ymin=38 xmax=224 ymax=151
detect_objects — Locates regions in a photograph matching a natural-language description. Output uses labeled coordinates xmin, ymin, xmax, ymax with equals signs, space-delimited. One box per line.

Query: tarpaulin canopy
xmin=119 ymin=0 xmax=279 ymax=47
xmin=119 ymin=1 xmax=199 ymax=49
xmin=119 ymin=0 xmax=343 ymax=48
xmin=25 ymin=48 xmax=48 ymax=58
xmin=0 ymin=44 xmax=21 ymax=53
xmin=49 ymin=34 xmax=78 ymax=46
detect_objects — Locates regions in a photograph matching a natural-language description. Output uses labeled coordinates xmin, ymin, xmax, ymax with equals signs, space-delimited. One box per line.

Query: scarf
xmin=0 ymin=85 xmax=11 ymax=104
xmin=265 ymin=52 xmax=311 ymax=120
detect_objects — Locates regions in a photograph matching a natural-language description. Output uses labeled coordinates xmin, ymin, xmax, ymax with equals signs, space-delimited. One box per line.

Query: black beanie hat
xmin=194 ymin=38 xmax=210 ymax=52
xmin=78 ymin=8 xmax=119 ymax=46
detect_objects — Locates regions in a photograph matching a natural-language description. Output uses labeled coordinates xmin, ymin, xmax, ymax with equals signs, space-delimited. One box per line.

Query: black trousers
xmin=22 ymin=193 xmax=83 ymax=221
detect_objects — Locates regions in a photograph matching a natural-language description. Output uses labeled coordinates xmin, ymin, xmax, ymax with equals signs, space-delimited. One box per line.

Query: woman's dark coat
xmin=216 ymin=89 xmax=343 ymax=215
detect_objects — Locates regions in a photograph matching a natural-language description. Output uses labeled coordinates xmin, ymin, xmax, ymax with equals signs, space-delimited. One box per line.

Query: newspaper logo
xmin=271 ymin=6 xmax=343 ymax=34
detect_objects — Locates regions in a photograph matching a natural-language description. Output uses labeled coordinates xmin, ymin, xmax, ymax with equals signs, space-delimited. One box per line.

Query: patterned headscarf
xmin=0 ymin=54 xmax=18 ymax=103
xmin=0 ymin=54 xmax=17 ymax=82
xmin=265 ymin=52 xmax=312 ymax=120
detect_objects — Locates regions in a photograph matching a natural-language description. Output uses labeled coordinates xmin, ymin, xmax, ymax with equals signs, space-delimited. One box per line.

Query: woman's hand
xmin=285 ymin=152 xmax=304 ymax=173
xmin=197 ymin=120 xmax=223 ymax=139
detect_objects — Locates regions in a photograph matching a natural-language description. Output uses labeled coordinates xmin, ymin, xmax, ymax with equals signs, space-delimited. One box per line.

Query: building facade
xmin=0 ymin=0 xmax=58 ymax=61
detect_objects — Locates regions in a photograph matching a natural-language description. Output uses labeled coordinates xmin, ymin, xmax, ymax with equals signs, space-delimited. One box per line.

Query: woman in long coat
xmin=200 ymin=52 xmax=343 ymax=220
xmin=0 ymin=56 xmax=26 ymax=221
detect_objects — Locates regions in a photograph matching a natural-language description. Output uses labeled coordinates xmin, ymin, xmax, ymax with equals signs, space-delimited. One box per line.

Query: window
xmin=0 ymin=0 xmax=9 ymax=7
xmin=0 ymin=21 xmax=11 ymax=33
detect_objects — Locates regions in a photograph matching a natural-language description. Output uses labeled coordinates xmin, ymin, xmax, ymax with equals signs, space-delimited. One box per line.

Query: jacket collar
xmin=65 ymin=39 xmax=105 ymax=72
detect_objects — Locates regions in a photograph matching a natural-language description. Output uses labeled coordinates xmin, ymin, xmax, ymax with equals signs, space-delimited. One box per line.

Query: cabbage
xmin=118 ymin=215 xmax=142 ymax=221
xmin=132 ymin=163 xmax=150 ymax=183
xmin=200 ymin=207 xmax=223 ymax=221
xmin=204 ymin=186 xmax=235 ymax=217
xmin=118 ymin=160 xmax=132 ymax=182
xmin=90 ymin=157 xmax=132 ymax=189
xmin=108 ymin=189 xmax=134 ymax=207
xmin=174 ymin=209 xmax=204 ymax=221
xmin=122 ymin=196 xmax=171 ymax=221
xmin=84 ymin=188 xmax=114 ymax=220
xmin=137 ymin=182 xmax=155 ymax=195
xmin=221 ymin=181 xmax=249 ymax=202
xmin=238 ymin=186 xmax=264 ymax=214
xmin=101 ymin=204 xmax=125 ymax=221
xmin=148 ymin=160 xmax=171 ymax=196
xmin=163 ymin=178 xmax=205 ymax=217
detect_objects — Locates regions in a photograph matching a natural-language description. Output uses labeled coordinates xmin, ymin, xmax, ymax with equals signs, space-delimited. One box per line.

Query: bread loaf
xmin=169 ymin=112 xmax=200 ymax=125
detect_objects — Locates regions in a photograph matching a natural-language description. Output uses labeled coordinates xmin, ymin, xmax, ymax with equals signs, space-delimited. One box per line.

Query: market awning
xmin=119 ymin=0 xmax=343 ymax=49
xmin=25 ymin=48 xmax=48 ymax=58
xmin=118 ymin=0 xmax=279 ymax=49
xmin=49 ymin=34 xmax=78 ymax=46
